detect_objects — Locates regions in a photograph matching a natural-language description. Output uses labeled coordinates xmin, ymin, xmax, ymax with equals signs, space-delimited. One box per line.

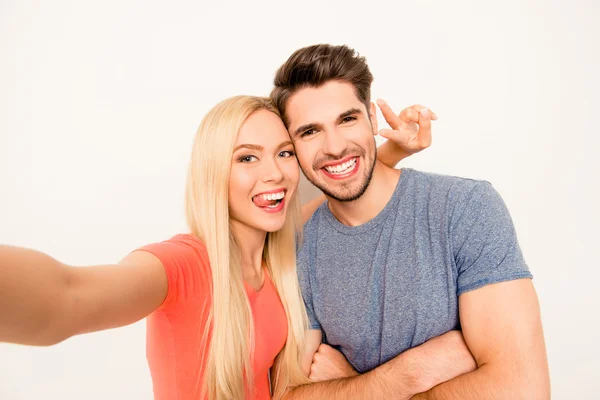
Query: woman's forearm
xmin=377 ymin=140 xmax=410 ymax=168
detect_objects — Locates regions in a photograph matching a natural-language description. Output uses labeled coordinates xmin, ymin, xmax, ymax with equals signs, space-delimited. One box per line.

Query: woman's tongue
xmin=253 ymin=196 xmax=278 ymax=208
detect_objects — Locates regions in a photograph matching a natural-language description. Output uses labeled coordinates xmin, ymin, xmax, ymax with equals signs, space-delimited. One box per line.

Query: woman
xmin=0 ymin=95 xmax=430 ymax=399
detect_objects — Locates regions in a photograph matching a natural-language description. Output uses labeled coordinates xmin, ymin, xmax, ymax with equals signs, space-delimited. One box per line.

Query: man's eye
xmin=279 ymin=150 xmax=296 ymax=158
xmin=341 ymin=116 xmax=357 ymax=123
xmin=238 ymin=155 xmax=258 ymax=163
xmin=301 ymin=129 xmax=317 ymax=138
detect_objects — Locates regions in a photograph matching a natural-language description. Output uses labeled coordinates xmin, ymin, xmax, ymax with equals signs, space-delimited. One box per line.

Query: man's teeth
xmin=324 ymin=158 xmax=357 ymax=174
xmin=258 ymin=191 xmax=285 ymax=201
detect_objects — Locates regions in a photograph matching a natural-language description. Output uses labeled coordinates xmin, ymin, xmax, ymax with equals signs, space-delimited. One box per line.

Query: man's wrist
xmin=364 ymin=352 xmax=429 ymax=400
xmin=389 ymin=348 xmax=436 ymax=396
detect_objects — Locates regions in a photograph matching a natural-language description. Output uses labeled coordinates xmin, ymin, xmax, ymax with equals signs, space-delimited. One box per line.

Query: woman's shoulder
xmin=145 ymin=233 xmax=209 ymax=269
xmin=168 ymin=233 xmax=207 ymax=251
xmin=138 ymin=233 xmax=211 ymax=310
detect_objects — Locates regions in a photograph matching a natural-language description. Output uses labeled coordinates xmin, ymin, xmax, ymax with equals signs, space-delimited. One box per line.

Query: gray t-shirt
xmin=297 ymin=168 xmax=532 ymax=373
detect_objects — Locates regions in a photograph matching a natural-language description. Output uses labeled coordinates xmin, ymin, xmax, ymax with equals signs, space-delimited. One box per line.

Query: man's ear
xmin=369 ymin=102 xmax=379 ymax=135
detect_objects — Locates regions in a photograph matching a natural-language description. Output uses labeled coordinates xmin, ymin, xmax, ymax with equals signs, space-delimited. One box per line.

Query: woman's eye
xmin=279 ymin=150 xmax=296 ymax=158
xmin=238 ymin=155 xmax=258 ymax=163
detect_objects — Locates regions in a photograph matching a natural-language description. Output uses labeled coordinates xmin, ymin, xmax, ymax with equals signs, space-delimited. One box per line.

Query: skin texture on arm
xmin=0 ymin=245 xmax=167 ymax=346
xmin=301 ymin=329 xmax=323 ymax=375
xmin=281 ymin=330 xmax=477 ymax=400
xmin=375 ymin=139 xmax=411 ymax=169
xmin=411 ymin=279 xmax=550 ymax=400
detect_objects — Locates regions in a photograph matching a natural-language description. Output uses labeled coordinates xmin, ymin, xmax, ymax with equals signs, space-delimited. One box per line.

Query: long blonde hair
xmin=185 ymin=96 xmax=309 ymax=399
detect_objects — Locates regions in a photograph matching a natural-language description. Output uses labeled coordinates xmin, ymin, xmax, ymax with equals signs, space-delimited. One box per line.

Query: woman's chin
xmin=250 ymin=214 xmax=287 ymax=233
xmin=261 ymin=220 xmax=287 ymax=233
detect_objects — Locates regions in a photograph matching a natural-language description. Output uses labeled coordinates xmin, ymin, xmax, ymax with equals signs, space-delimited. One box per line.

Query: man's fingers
xmin=406 ymin=104 xmax=438 ymax=120
xmin=399 ymin=108 xmax=420 ymax=124
xmin=417 ymin=110 xmax=432 ymax=147
xmin=376 ymin=98 xmax=402 ymax=130
xmin=317 ymin=343 xmax=330 ymax=353
xmin=317 ymin=344 xmax=335 ymax=358
xmin=312 ymin=350 xmax=322 ymax=363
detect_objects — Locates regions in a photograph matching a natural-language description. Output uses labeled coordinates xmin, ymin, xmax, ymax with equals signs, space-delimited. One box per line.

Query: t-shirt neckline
xmin=322 ymin=168 xmax=411 ymax=236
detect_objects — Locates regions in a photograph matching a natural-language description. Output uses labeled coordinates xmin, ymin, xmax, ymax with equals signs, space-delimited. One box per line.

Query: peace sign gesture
xmin=376 ymin=99 xmax=438 ymax=154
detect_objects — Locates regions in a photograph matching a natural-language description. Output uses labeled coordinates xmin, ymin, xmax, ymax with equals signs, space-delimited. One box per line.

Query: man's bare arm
xmin=412 ymin=279 xmax=550 ymax=400
xmin=283 ymin=353 xmax=415 ymax=400
xmin=281 ymin=331 xmax=476 ymax=400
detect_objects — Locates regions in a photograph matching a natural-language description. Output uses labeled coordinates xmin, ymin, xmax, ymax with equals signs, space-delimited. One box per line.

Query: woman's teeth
xmin=252 ymin=190 xmax=285 ymax=207
xmin=324 ymin=158 xmax=357 ymax=174
xmin=257 ymin=191 xmax=285 ymax=201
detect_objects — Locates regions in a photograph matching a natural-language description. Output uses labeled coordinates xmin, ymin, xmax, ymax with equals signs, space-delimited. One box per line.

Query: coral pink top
xmin=138 ymin=234 xmax=288 ymax=400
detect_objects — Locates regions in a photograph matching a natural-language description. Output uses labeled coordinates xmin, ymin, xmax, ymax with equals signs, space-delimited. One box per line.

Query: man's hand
xmin=309 ymin=343 xmax=359 ymax=382
xmin=377 ymin=99 xmax=437 ymax=155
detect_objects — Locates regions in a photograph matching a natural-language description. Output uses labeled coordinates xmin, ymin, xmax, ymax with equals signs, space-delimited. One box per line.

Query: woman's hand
xmin=374 ymin=100 xmax=438 ymax=168
xmin=378 ymin=99 xmax=438 ymax=155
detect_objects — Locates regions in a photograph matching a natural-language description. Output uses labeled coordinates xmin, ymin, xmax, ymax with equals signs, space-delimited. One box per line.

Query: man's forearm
xmin=282 ymin=331 xmax=478 ymax=400
xmin=411 ymin=363 xmax=549 ymax=400
xmin=282 ymin=360 xmax=411 ymax=400
xmin=411 ymin=365 xmax=490 ymax=400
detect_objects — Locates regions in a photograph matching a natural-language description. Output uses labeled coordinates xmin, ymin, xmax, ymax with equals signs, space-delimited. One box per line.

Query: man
xmin=271 ymin=44 xmax=550 ymax=399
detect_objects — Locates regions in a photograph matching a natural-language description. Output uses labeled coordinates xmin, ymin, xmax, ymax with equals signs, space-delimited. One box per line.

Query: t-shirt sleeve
xmin=135 ymin=234 xmax=211 ymax=312
xmin=451 ymin=181 xmax=532 ymax=296
xmin=296 ymin=238 xmax=322 ymax=331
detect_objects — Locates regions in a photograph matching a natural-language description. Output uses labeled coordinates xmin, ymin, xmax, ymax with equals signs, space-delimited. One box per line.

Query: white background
xmin=1 ymin=1 xmax=598 ymax=399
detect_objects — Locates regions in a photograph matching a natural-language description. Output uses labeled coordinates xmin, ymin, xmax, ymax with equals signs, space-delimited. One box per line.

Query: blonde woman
xmin=0 ymin=95 xmax=429 ymax=399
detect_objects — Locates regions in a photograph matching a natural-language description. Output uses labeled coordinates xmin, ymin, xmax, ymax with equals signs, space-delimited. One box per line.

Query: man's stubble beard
xmin=300 ymin=138 xmax=377 ymax=203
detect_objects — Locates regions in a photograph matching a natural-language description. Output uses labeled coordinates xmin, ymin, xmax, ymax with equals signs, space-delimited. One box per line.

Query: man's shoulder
xmin=407 ymin=169 xmax=512 ymax=233
xmin=405 ymin=168 xmax=485 ymax=192
xmin=405 ymin=168 xmax=495 ymax=205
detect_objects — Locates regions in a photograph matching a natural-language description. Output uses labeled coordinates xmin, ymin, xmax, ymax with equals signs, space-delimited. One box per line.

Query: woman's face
xmin=228 ymin=109 xmax=300 ymax=234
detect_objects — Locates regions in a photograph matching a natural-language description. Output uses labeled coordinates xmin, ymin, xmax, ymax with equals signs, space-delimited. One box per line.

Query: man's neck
xmin=327 ymin=161 xmax=401 ymax=227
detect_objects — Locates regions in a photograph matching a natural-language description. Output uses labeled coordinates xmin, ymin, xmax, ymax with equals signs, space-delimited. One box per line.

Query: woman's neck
xmin=230 ymin=220 xmax=267 ymax=278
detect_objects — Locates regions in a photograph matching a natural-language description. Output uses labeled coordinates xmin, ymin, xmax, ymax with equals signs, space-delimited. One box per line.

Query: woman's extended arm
xmin=0 ymin=245 xmax=167 ymax=346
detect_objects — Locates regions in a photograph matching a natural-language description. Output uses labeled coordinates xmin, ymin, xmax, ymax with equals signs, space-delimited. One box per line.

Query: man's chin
xmin=327 ymin=191 xmax=364 ymax=203
xmin=315 ymin=181 xmax=369 ymax=203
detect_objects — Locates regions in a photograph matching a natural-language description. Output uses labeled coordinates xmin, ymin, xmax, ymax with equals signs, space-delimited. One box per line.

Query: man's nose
xmin=322 ymin=128 xmax=347 ymax=157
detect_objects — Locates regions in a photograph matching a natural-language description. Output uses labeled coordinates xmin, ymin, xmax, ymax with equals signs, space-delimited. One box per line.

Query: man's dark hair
xmin=270 ymin=44 xmax=374 ymax=127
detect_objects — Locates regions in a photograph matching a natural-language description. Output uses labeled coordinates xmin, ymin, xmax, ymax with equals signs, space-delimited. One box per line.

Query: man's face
xmin=285 ymin=81 xmax=377 ymax=202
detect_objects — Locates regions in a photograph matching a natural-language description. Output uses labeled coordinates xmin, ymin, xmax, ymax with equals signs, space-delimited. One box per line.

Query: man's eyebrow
xmin=292 ymin=108 xmax=364 ymax=137
xmin=233 ymin=144 xmax=263 ymax=152
xmin=293 ymin=122 xmax=323 ymax=138
xmin=338 ymin=108 xmax=363 ymax=121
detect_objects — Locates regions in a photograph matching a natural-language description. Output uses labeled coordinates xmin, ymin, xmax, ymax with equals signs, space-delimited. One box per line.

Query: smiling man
xmin=271 ymin=44 xmax=550 ymax=399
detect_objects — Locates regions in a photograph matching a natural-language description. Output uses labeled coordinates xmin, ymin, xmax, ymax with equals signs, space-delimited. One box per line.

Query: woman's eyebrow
xmin=233 ymin=144 xmax=263 ymax=152
xmin=277 ymin=140 xmax=293 ymax=150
